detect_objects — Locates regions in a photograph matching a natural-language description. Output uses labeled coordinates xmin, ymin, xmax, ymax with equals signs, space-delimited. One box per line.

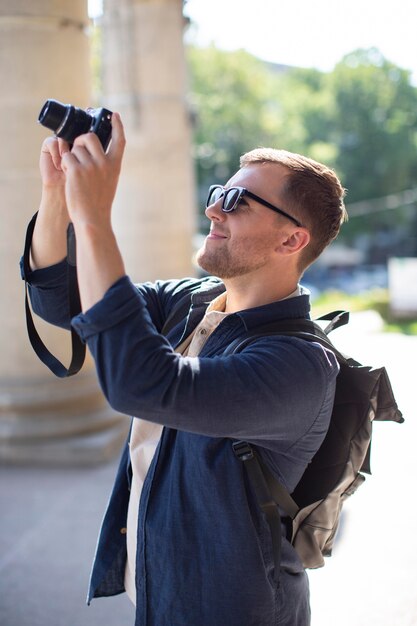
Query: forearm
xmin=73 ymin=221 xmax=126 ymax=312
xmin=55 ymin=112 xmax=127 ymax=311
xmin=30 ymin=186 xmax=70 ymax=270
xmin=27 ymin=113 xmax=127 ymax=320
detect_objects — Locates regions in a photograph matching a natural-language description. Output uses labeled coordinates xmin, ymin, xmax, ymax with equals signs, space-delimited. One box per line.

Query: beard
xmin=196 ymin=236 xmax=272 ymax=279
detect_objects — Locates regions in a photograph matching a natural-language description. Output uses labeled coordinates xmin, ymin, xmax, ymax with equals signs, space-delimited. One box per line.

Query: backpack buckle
xmin=232 ymin=441 xmax=254 ymax=462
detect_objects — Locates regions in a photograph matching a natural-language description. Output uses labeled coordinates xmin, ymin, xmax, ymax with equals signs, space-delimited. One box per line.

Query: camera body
xmin=38 ymin=99 xmax=113 ymax=151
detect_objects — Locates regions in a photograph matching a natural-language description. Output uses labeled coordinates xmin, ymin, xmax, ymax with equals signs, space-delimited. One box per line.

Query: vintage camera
xmin=38 ymin=99 xmax=113 ymax=151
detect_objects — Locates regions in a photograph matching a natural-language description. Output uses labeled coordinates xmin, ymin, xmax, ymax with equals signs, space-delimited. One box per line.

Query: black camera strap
xmin=23 ymin=212 xmax=86 ymax=377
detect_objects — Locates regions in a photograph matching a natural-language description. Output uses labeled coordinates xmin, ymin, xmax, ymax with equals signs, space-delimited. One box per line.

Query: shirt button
xmin=120 ymin=527 xmax=127 ymax=534
xmin=200 ymin=328 xmax=207 ymax=335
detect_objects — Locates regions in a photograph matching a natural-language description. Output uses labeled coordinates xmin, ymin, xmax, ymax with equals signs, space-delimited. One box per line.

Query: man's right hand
xmin=39 ymin=136 xmax=70 ymax=189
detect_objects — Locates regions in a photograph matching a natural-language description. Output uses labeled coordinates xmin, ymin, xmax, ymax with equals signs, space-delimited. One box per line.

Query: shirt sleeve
xmin=21 ymin=248 xmax=214 ymax=333
xmin=72 ymin=276 xmax=339 ymax=445
xmin=21 ymin=259 xmax=73 ymax=330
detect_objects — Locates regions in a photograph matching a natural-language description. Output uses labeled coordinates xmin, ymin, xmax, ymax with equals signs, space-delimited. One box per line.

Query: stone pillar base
xmin=0 ymin=372 xmax=130 ymax=466
xmin=0 ymin=421 xmax=129 ymax=466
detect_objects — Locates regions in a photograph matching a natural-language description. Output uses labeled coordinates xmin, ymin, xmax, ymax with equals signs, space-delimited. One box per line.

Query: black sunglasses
xmin=206 ymin=185 xmax=303 ymax=228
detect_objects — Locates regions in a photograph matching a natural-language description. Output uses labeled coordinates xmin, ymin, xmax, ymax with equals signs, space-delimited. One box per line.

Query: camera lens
xmin=38 ymin=100 xmax=67 ymax=132
xmin=38 ymin=99 xmax=93 ymax=144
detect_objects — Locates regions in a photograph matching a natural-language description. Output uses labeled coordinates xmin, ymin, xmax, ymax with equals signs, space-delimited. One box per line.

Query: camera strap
xmin=23 ymin=212 xmax=86 ymax=377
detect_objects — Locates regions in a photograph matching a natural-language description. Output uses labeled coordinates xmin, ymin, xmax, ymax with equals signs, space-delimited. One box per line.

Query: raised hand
xmin=61 ymin=112 xmax=126 ymax=228
xmin=39 ymin=136 xmax=71 ymax=189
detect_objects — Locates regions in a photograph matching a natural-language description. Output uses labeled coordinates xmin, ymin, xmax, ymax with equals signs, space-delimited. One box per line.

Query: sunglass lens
xmin=207 ymin=186 xmax=224 ymax=207
xmin=223 ymin=188 xmax=241 ymax=212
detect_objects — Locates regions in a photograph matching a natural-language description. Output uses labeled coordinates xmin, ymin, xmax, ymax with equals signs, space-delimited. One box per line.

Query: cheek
xmin=232 ymin=226 xmax=278 ymax=253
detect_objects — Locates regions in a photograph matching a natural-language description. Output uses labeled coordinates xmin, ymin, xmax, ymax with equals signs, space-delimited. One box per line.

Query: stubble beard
xmin=196 ymin=239 xmax=270 ymax=280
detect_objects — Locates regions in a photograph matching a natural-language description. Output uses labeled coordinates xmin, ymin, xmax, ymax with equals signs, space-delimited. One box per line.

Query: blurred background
xmin=1 ymin=0 xmax=416 ymax=624
xmin=183 ymin=0 xmax=417 ymax=326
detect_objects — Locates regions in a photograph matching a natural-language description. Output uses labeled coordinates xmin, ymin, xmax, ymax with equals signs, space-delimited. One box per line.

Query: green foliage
xmin=272 ymin=68 xmax=335 ymax=158
xmin=329 ymin=48 xmax=417 ymax=203
xmin=311 ymin=288 xmax=389 ymax=317
xmin=187 ymin=46 xmax=285 ymax=220
xmin=384 ymin=320 xmax=417 ymax=335
xmin=311 ymin=288 xmax=417 ymax=335
xmin=187 ymin=44 xmax=417 ymax=235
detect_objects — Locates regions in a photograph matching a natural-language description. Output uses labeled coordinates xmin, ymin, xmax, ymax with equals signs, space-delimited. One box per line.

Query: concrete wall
xmin=0 ymin=1 xmax=128 ymax=464
xmin=101 ymin=0 xmax=196 ymax=282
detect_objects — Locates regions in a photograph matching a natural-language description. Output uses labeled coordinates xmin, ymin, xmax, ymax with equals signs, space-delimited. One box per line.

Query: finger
xmin=41 ymin=136 xmax=62 ymax=170
xmin=72 ymin=131 xmax=104 ymax=161
xmin=58 ymin=138 xmax=71 ymax=157
xmin=70 ymin=143 xmax=94 ymax=166
xmin=108 ymin=112 xmax=126 ymax=163
xmin=60 ymin=150 xmax=78 ymax=174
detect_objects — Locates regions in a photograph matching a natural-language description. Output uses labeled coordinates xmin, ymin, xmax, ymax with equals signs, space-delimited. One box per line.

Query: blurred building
xmin=0 ymin=0 xmax=195 ymax=464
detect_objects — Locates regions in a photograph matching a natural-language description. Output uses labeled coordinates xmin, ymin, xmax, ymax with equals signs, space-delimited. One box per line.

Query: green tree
xmin=328 ymin=48 xmax=417 ymax=203
xmin=187 ymin=45 xmax=285 ymax=225
xmin=187 ymin=45 xmax=417 ymax=241
xmin=272 ymin=67 xmax=337 ymax=164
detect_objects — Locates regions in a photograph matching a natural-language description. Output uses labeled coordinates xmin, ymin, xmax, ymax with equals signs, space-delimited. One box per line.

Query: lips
xmin=207 ymin=230 xmax=227 ymax=239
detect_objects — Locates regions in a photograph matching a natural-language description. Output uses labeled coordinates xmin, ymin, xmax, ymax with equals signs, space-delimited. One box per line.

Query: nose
xmin=205 ymin=197 xmax=226 ymax=222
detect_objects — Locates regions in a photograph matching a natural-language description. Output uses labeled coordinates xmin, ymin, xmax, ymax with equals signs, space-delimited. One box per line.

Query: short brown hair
xmin=240 ymin=148 xmax=348 ymax=269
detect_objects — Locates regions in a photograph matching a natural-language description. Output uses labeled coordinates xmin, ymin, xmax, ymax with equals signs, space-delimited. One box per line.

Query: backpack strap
xmin=316 ymin=310 xmax=350 ymax=334
xmin=160 ymin=293 xmax=193 ymax=336
xmin=232 ymin=439 xmax=299 ymax=580
xmin=232 ymin=441 xmax=297 ymax=584
xmin=223 ymin=316 xmax=349 ymax=363
xmin=22 ymin=212 xmax=86 ymax=377
xmin=232 ymin=441 xmax=299 ymax=518
xmin=227 ymin=316 xmax=347 ymax=575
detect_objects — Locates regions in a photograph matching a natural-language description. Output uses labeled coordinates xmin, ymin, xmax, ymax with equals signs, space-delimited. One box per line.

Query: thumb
xmin=58 ymin=138 xmax=71 ymax=157
xmin=60 ymin=150 xmax=77 ymax=174
xmin=108 ymin=112 xmax=126 ymax=164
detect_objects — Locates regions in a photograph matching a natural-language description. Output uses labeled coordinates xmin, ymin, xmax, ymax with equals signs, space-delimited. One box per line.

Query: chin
xmin=196 ymin=254 xmax=220 ymax=278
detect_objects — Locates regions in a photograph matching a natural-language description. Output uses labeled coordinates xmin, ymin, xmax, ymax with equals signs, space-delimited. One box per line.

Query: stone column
xmin=101 ymin=0 xmax=196 ymax=281
xmin=0 ymin=1 xmax=129 ymax=465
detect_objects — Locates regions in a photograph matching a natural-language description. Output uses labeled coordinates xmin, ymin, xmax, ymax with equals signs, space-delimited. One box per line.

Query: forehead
xmin=227 ymin=162 xmax=290 ymax=203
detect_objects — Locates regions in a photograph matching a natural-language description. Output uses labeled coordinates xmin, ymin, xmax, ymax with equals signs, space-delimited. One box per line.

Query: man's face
xmin=196 ymin=163 xmax=292 ymax=280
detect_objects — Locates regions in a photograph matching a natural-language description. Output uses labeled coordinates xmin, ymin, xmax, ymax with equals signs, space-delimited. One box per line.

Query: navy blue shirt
xmin=25 ymin=261 xmax=338 ymax=626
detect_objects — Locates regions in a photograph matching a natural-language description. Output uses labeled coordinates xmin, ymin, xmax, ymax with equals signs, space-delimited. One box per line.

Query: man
xmin=24 ymin=113 xmax=347 ymax=625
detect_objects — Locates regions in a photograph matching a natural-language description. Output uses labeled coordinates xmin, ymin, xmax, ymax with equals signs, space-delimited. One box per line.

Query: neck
xmin=222 ymin=266 xmax=300 ymax=313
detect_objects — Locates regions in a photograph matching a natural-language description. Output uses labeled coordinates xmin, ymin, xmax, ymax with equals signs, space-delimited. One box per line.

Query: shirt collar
xmin=235 ymin=292 xmax=311 ymax=330
xmin=191 ymin=279 xmax=311 ymax=331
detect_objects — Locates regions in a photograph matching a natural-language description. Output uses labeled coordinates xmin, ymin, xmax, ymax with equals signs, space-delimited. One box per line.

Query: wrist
xmin=40 ymin=185 xmax=68 ymax=216
xmin=71 ymin=220 xmax=126 ymax=311
xmin=31 ymin=187 xmax=70 ymax=270
xmin=72 ymin=218 xmax=114 ymax=241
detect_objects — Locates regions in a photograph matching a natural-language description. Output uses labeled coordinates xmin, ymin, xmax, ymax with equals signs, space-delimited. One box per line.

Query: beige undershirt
xmin=124 ymin=286 xmax=301 ymax=605
xmin=124 ymin=293 xmax=229 ymax=604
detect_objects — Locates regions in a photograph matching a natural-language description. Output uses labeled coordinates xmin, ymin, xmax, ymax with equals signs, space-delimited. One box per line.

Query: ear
xmin=276 ymin=228 xmax=310 ymax=256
